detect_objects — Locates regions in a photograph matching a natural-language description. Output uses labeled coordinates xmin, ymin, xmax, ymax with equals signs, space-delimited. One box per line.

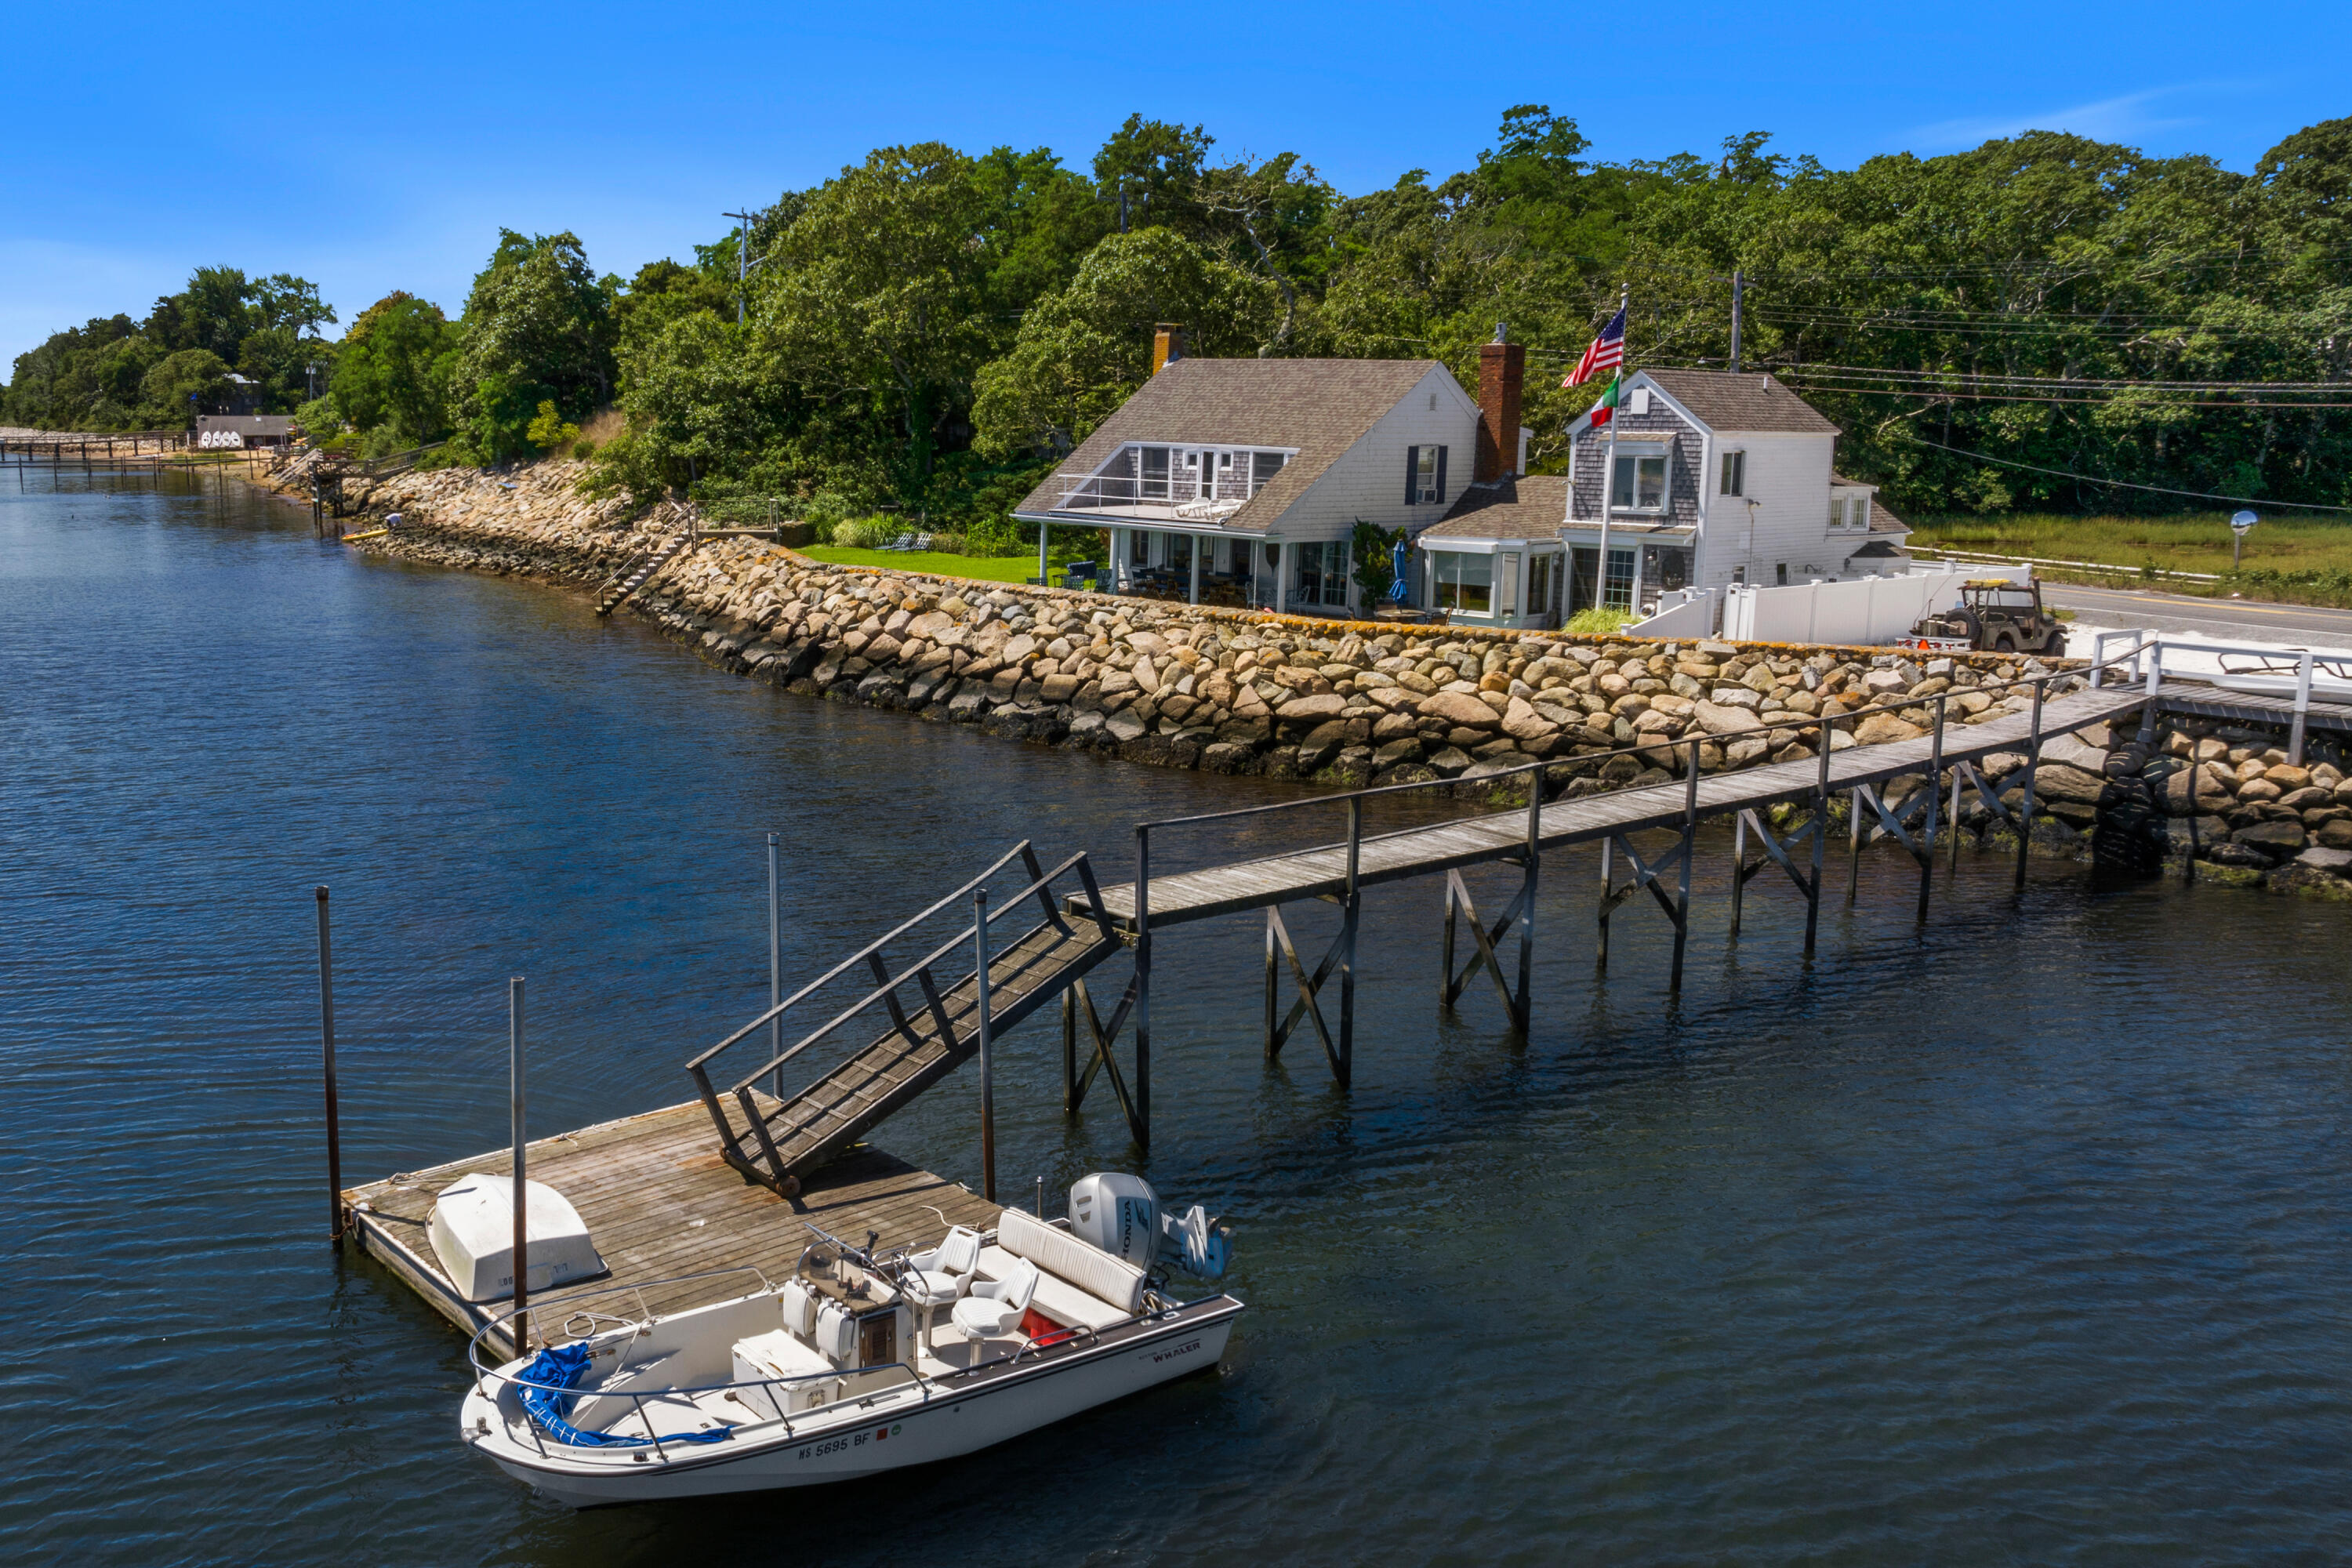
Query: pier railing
xmin=2089 ymin=630 xmax=2343 ymax=763
xmin=1105 ymin=649 xmax=2150 ymax=1094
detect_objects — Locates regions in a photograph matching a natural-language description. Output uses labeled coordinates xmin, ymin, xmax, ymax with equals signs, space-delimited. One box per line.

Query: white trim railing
xmin=2089 ymin=630 xmax=2345 ymax=763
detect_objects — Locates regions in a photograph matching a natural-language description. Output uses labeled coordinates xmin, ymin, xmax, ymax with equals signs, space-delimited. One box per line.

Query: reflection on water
xmin=4 ymin=466 xmax=2350 ymax=1566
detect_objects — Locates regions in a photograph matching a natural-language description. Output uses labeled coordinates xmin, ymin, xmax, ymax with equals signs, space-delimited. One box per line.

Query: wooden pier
xmin=342 ymin=655 xmax=2330 ymax=1352
xmin=343 ymin=1102 xmax=999 ymax=1360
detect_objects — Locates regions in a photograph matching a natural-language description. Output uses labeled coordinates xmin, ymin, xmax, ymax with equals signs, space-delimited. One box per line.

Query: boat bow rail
xmin=686 ymin=841 xmax=1125 ymax=1196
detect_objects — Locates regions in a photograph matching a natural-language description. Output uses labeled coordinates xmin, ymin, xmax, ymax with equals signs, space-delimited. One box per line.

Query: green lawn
xmin=1909 ymin=512 xmax=2352 ymax=606
xmin=797 ymin=546 xmax=1044 ymax=583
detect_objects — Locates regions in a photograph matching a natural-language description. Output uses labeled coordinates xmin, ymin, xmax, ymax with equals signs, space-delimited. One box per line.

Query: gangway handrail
xmin=685 ymin=839 xmax=1039 ymax=1076
xmin=718 ymin=848 xmax=1096 ymax=1100
xmin=688 ymin=843 xmax=1116 ymax=1191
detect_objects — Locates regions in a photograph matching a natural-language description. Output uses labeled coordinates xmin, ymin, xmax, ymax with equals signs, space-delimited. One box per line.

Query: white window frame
xmin=1610 ymin=449 xmax=1671 ymax=514
xmin=1719 ymin=448 xmax=1745 ymax=497
xmin=1428 ymin=549 xmax=1495 ymax=615
xmin=1414 ymin=445 xmax=1442 ymax=506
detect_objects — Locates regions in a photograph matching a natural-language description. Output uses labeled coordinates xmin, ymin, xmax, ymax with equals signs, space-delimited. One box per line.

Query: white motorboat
xmin=459 ymin=1178 xmax=1238 ymax=1506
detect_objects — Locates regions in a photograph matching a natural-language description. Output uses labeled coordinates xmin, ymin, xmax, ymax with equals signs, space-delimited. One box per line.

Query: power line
xmin=1899 ymin=434 xmax=2352 ymax=514
xmin=1766 ymin=362 xmax=2352 ymax=390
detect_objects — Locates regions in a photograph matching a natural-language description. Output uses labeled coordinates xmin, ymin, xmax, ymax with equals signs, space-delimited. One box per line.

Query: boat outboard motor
xmin=1161 ymin=1203 xmax=1231 ymax=1279
xmin=1073 ymin=1173 xmax=1233 ymax=1279
xmin=1070 ymin=1173 xmax=1160 ymax=1266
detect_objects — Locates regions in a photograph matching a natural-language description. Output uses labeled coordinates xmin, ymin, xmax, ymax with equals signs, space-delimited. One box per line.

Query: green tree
xmin=971 ymin=227 xmax=1279 ymax=459
xmin=758 ymin=143 xmax=1004 ymax=492
xmin=456 ymin=230 xmax=617 ymax=459
xmin=139 ymin=348 xmax=233 ymax=426
xmin=332 ymin=292 xmax=462 ymax=441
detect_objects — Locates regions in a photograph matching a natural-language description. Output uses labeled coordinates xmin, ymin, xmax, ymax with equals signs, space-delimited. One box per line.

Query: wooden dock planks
xmin=344 ymin=1102 xmax=1000 ymax=1359
xmin=1085 ymin=684 xmax=2155 ymax=931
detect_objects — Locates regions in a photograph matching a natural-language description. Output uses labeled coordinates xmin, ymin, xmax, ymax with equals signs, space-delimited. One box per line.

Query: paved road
xmin=2040 ymin=581 xmax=2352 ymax=647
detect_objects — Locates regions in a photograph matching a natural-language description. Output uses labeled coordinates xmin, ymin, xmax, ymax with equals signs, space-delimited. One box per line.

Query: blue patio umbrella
xmin=1389 ymin=537 xmax=1410 ymax=604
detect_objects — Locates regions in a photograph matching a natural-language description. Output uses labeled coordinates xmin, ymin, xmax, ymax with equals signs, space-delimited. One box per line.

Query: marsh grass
xmin=1911 ymin=512 xmax=2352 ymax=607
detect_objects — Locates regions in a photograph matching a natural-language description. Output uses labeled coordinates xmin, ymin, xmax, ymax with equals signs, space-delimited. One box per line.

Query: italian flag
xmin=1587 ymin=372 xmax=1622 ymax=429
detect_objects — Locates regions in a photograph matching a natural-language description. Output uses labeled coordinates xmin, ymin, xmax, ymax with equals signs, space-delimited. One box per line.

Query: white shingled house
xmin=1017 ymin=330 xmax=1907 ymax=630
xmin=1416 ymin=368 xmax=1911 ymax=629
xmin=1011 ymin=327 xmax=1534 ymax=616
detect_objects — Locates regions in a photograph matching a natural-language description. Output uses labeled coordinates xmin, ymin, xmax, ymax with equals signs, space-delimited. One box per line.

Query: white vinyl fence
xmin=1719 ymin=564 xmax=2025 ymax=646
xmin=1626 ymin=586 xmax=1716 ymax=639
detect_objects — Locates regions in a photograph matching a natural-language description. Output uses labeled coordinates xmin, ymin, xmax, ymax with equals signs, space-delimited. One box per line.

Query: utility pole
xmin=1730 ymin=269 xmax=1744 ymax=374
xmin=721 ymin=209 xmax=759 ymax=325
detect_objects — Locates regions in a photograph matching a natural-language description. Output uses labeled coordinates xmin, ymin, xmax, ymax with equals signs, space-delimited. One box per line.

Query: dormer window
xmin=1829 ymin=495 xmax=1870 ymax=530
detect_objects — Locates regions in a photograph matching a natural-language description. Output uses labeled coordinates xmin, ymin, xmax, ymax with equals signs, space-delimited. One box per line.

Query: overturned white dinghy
xmin=458 ymin=1175 xmax=1241 ymax=1506
xmin=430 ymin=1173 xmax=608 ymax=1302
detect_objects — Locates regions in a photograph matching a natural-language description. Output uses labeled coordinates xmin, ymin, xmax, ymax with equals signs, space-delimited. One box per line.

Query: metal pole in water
xmin=314 ymin=887 xmax=344 ymax=1241
xmin=974 ymin=887 xmax=995 ymax=1202
xmin=2016 ymin=682 xmax=2045 ymax=894
xmin=1669 ymin=738 xmax=1698 ymax=991
xmin=510 ymin=976 xmax=528 ymax=1354
xmin=1514 ymin=772 xmax=1537 ymax=1031
xmin=1133 ymin=826 xmax=1151 ymax=1153
xmin=1918 ymin=695 xmax=1945 ymax=924
xmin=1806 ymin=726 xmax=1831 ymax=957
xmin=1848 ymin=786 xmax=1864 ymax=904
xmin=767 ymin=833 xmax=782 ymax=1098
xmin=1729 ymin=811 xmax=1748 ymax=942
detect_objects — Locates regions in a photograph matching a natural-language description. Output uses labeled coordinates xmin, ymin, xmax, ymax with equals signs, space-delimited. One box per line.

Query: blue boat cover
xmin=515 ymin=1342 xmax=732 ymax=1448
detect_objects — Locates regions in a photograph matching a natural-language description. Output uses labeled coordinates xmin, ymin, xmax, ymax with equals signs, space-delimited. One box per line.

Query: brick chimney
xmin=1474 ymin=321 xmax=1524 ymax=483
xmin=1152 ymin=323 xmax=1185 ymax=375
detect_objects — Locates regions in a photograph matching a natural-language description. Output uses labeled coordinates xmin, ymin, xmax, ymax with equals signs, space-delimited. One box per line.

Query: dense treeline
xmin=3 ymin=267 xmax=335 ymax=430
xmin=10 ymin=109 xmax=2351 ymax=528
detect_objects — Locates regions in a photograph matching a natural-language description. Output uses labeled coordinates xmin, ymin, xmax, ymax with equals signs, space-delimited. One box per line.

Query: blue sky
xmin=6 ymin=0 xmax=2349 ymax=371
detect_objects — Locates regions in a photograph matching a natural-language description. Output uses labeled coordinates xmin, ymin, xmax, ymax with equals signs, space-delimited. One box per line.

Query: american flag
xmin=1563 ymin=306 xmax=1626 ymax=387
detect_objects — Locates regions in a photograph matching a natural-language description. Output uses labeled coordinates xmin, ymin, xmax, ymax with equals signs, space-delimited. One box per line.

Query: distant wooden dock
xmin=343 ymin=1101 xmax=997 ymax=1359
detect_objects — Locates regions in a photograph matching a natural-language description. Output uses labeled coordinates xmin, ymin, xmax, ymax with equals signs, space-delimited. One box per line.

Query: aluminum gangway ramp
xmin=688 ymin=842 xmax=1123 ymax=1196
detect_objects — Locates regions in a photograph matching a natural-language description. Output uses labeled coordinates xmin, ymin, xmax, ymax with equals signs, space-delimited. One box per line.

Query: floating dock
xmin=344 ymin=1100 xmax=997 ymax=1360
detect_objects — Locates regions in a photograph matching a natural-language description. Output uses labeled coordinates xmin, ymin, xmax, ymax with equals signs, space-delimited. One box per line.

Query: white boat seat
xmin=777 ymin=1278 xmax=815 ymax=1337
xmin=993 ymin=1207 xmax=1148 ymax=1316
xmin=812 ymin=1302 xmax=857 ymax=1367
xmin=951 ymin=1256 xmax=1040 ymax=1341
xmin=971 ymin=1244 xmax=1129 ymax=1330
xmin=903 ymin=1225 xmax=982 ymax=1306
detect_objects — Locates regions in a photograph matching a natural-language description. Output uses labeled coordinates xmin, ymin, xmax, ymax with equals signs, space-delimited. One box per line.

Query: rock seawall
xmin=347 ymin=462 xmax=2089 ymax=789
xmin=325 ymin=463 xmax=2352 ymax=898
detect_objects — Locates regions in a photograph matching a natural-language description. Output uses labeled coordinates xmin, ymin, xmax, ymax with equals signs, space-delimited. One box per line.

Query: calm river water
xmin=5 ymin=465 xmax=2350 ymax=1566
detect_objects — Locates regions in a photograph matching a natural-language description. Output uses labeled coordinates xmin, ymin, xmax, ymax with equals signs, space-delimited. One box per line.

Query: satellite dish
xmin=2230 ymin=510 xmax=2258 ymax=533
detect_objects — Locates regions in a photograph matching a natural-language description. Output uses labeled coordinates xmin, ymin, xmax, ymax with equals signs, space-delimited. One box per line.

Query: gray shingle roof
xmin=1011 ymin=357 xmax=1443 ymax=531
xmin=1645 ymin=369 xmax=1839 ymax=435
xmin=1422 ymin=475 xmax=1570 ymax=540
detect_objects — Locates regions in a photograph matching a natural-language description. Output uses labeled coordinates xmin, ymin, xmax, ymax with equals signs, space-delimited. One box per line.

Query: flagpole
xmin=1596 ymin=284 xmax=1626 ymax=615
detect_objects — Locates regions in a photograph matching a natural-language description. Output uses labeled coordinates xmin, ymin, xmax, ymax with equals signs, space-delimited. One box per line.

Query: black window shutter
xmin=1435 ymin=446 xmax=1448 ymax=504
xmin=1404 ymin=446 xmax=1419 ymax=504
